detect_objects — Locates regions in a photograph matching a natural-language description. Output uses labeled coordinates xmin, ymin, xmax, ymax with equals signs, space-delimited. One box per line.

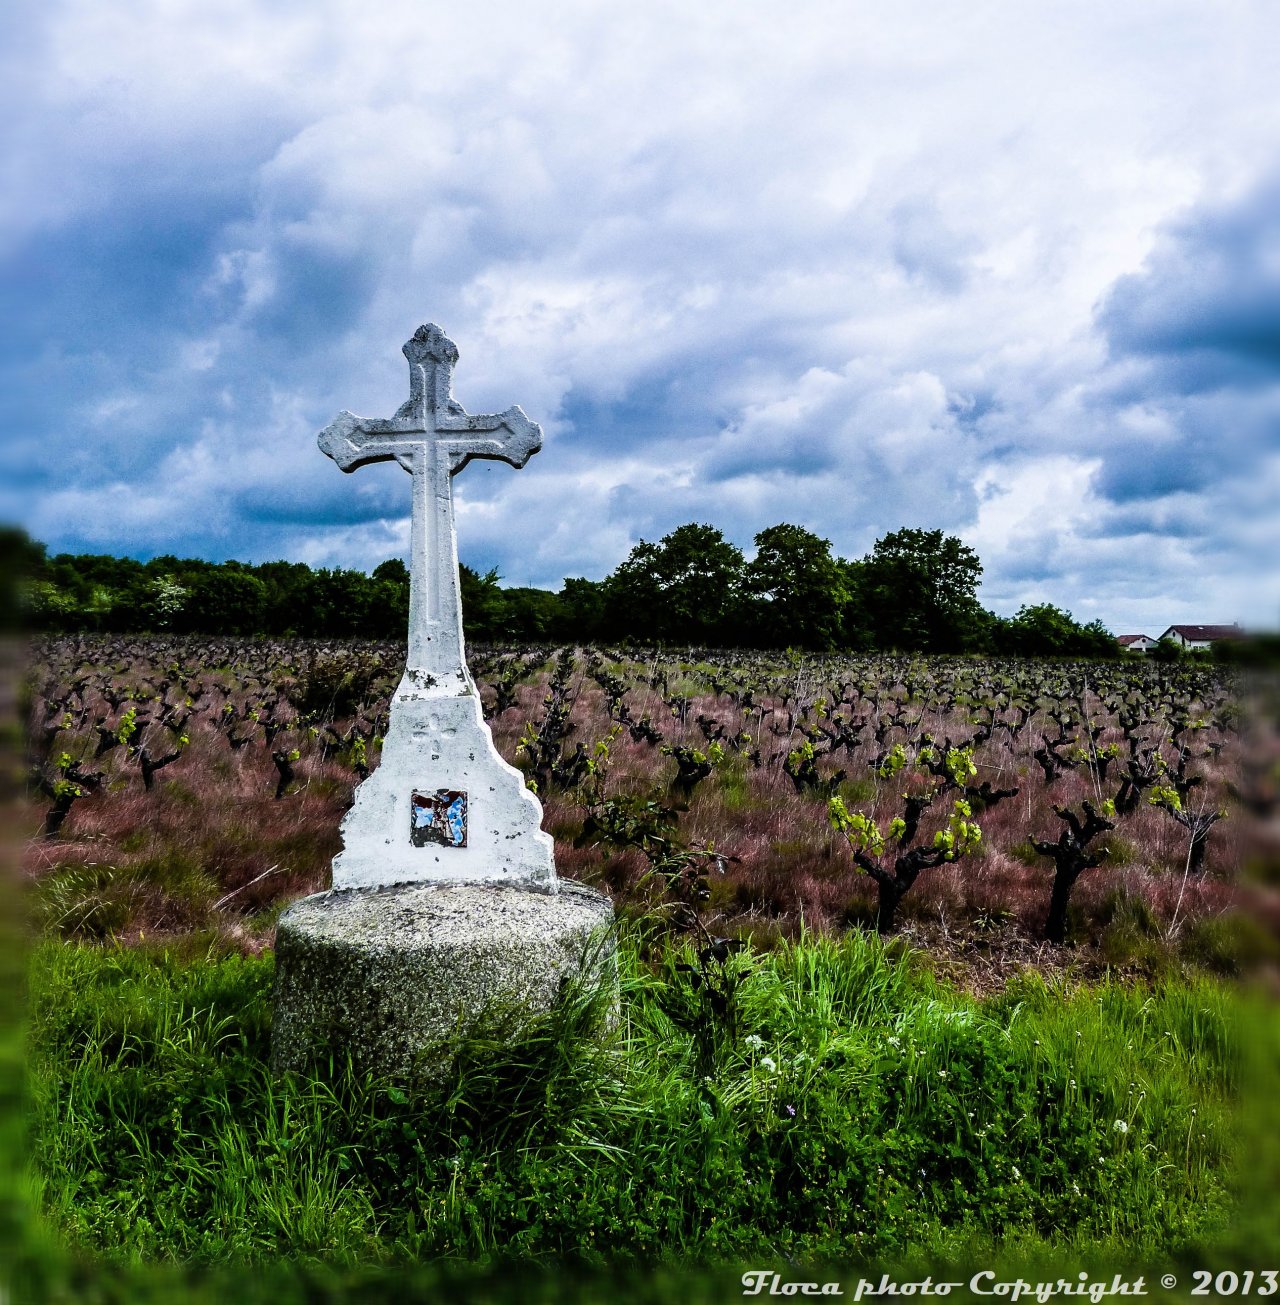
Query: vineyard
xmin=21 ymin=635 xmax=1276 ymax=980
xmin=16 ymin=634 xmax=1280 ymax=1290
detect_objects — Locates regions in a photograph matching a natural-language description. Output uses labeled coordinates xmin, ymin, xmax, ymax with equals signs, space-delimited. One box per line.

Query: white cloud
xmin=5 ymin=0 xmax=1280 ymax=628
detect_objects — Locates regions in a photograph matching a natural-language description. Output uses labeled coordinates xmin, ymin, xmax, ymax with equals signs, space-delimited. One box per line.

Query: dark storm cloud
xmin=1085 ymin=178 xmax=1280 ymax=524
xmin=1098 ymin=174 xmax=1280 ymax=384
xmin=1054 ymin=175 xmax=1280 ymax=625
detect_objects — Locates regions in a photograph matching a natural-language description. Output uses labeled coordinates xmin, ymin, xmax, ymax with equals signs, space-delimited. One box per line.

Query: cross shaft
xmin=318 ymin=325 xmax=541 ymax=684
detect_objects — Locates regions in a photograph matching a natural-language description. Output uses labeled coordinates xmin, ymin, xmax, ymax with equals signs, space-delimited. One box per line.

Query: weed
xmin=33 ymin=864 xmax=137 ymax=940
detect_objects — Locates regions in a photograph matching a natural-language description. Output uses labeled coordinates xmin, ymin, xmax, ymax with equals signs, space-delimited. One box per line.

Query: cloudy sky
xmin=4 ymin=0 xmax=1278 ymax=633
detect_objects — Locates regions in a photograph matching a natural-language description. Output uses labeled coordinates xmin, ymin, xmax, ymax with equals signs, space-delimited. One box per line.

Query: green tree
xmin=501 ymin=587 xmax=563 ymax=641
xmin=372 ymin=558 xmax=409 ymax=586
xmin=1078 ymin=617 xmax=1119 ymax=659
xmin=19 ymin=578 xmax=77 ymax=630
xmin=834 ymin=558 xmax=875 ymax=649
xmin=182 ymin=569 xmax=268 ymax=636
xmin=860 ymin=527 xmax=984 ymax=652
xmin=984 ymin=605 xmax=1118 ymax=660
xmin=603 ymin=523 xmax=746 ymax=644
xmin=1001 ymin=603 xmax=1086 ymax=657
xmin=293 ymin=568 xmax=374 ymax=637
xmin=364 ymin=559 xmax=411 ymax=640
xmin=253 ymin=560 xmax=315 ymax=635
xmin=5 ymin=529 xmax=52 ymax=630
xmin=147 ymin=576 xmax=189 ymax=630
xmin=1149 ymin=635 xmax=1185 ymax=663
xmin=47 ymin=552 xmax=145 ymax=630
xmin=745 ymin=523 xmax=849 ymax=649
xmin=556 ymin=577 xmax=606 ymax=643
xmin=460 ymin=565 xmax=506 ymax=642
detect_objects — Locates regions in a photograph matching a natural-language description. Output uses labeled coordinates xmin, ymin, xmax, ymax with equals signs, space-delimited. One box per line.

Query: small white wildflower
xmin=759 ymin=1056 xmax=777 ymax=1073
xmin=1069 ymin=1080 xmax=1076 ymax=1089
xmin=1011 ymin=1165 xmax=1022 ymax=1180
xmin=887 ymin=1035 xmax=901 ymax=1048
xmin=1072 ymin=1182 xmax=1081 ymax=1196
xmin=1114 ymin=1119 xmax=1129 ymax=1134
xmin=938 ymin=1070 xmax=949 ymax=1080
xmin=744 ymin=1034 xmax=765 ymax=1051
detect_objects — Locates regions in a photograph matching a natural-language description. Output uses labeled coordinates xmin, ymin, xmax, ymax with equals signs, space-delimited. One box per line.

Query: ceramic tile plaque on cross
xmin=318 ymin=324 xmax=556 ymax=891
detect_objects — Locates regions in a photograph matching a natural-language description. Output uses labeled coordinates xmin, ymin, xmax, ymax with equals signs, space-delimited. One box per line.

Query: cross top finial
xmin=403 ymin=323 xmax=458 ymax=368
xmin=401 ymin=323 xmax=459 ymax=418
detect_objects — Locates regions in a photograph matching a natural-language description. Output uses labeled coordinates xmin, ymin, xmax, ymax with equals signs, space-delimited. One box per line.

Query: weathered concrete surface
xmin=330 ymin=672 xmax=556 ymax=891
xmin=317 ymin=324 xmax=555 ymax=892
xmin=270 ymin=881 xmax=615 ymax=1081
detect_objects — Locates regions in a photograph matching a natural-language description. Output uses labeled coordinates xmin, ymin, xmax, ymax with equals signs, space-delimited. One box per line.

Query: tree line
xmin=10 ymin=522 xmax=1121 ymax=657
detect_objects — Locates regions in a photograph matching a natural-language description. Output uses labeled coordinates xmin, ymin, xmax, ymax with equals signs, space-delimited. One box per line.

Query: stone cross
xmin=319 ymin=324 xmax=541 ymax=689
xmin=317 ymin=325 xmax=557 ymax=892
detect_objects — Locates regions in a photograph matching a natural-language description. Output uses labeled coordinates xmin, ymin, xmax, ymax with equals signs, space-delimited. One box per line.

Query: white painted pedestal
xmin=331 ymin=668 xmax=556 ymax=891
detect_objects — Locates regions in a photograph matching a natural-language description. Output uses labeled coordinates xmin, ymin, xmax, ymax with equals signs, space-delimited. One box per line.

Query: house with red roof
xmin=1116 ymin=633 xmax=1158 ymax=653
xmin=1157 ymin=623 xmax=1244 ymax=651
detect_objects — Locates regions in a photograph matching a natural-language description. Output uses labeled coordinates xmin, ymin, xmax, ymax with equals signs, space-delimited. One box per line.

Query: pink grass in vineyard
xmin=20 ymin=635 xmax=1276 ymax=981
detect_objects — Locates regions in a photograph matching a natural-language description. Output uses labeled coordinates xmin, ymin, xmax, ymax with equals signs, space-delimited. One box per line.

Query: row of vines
xmin=20 ymin=635 xmax=1279 ymax=977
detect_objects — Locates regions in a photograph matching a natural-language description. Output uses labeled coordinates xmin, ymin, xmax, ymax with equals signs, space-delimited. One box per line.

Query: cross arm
xmin=318 ymin=412 xmax=423 ymax=472
xmin=437 ymin=406 xmax=542 ymax=472
xmin=317 ymin=404 xmax=542 ymax=475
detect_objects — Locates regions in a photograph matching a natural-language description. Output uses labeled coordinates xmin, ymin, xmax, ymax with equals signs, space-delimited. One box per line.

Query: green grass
xmin=32 ymin=863 xmax=139 ymax=941
xmin=21 ymin=928 xmax=1250 ymax=1282
xmin=714 ymin=758 xmax=753 ymax=811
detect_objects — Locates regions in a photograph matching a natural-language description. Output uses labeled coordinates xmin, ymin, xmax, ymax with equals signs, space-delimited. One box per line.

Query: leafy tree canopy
xmin=746 ymin=523 xmax=849 ymax=650
xmin=13 ymin=521 xmax=1120 ymax=658
xmin=604 ymin=523 xmax=745 ymax=644
xmin=860 ymin=527 xmax=985 ymax=652
xmin=1006 ymin=603 xmax=1118 ymax=659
